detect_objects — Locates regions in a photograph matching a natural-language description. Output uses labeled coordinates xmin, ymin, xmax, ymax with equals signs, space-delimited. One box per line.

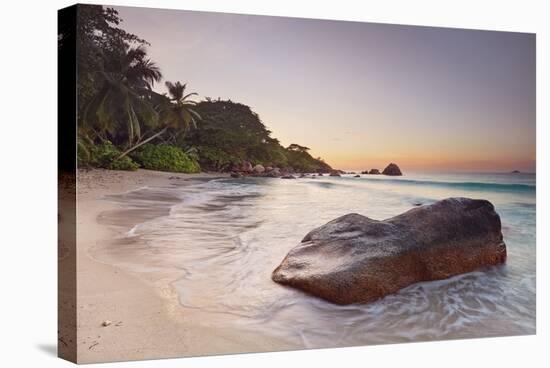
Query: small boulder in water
xmin=368 ymin=169 xmax=381 ymax=175
xmin=272 ymin=198 xmax=506 ymax=305
xmin=382 ymin=163 xmax=402 ymax=176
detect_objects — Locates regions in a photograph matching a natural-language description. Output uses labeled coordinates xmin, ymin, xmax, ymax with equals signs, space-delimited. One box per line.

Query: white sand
xmin=70 ymin=169 xmax=287 ymax=363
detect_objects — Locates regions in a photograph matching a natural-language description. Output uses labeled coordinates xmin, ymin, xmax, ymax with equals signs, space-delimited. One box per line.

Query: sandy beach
xmin=50 ymin=4 xmax=539 ymax=365
xmin=59 ymin=168 xmax=537 ymax=364
xmin=64 ymin=169 xmax=288 ymax=363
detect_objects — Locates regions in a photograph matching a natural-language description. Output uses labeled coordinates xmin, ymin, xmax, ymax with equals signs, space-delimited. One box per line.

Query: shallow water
xmin=98 ymin=172 xmax=536 ymax=348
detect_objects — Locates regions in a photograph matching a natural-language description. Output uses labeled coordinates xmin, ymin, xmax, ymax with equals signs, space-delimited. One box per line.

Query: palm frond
xmin=182 ymin=92 xmax=198 ymax=101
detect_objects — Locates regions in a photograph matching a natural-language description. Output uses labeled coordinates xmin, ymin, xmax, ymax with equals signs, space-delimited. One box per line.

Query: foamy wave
xmin=100 ymin=174 xmax=535 ymax=348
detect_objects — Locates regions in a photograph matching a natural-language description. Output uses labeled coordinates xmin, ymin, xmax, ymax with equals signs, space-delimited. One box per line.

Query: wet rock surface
xmin=272 ymin=197 xmax=507 ymax=305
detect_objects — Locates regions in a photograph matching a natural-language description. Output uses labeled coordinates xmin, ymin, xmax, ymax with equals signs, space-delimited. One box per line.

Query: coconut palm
xmin=163 ymin=81 xmax=201 ymax=132
xmin=83 ymin=42 xmax=162 ymax=147
xmin=115 ymin=81 xmax=201 ymax=159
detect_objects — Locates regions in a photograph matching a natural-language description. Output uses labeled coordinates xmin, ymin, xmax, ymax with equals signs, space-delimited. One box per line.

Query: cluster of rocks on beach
xmin=230 ymin=162 xmax=403 ymax=179
xmin=230 ymin=160 xmax=507 ymax=306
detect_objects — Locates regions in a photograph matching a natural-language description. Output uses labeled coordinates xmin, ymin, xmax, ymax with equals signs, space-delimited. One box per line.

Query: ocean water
xmin=99 ymin=172 xmax=536 ymax=348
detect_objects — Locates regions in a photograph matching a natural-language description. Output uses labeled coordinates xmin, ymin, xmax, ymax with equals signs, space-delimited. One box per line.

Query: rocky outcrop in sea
xmin=272 ymin=197 xmax=506 ymax=304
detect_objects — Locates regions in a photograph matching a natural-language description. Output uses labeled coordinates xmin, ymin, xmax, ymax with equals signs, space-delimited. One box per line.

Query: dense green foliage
xmin=184 ymin=100 xmax=331 ymax=172
xmin=285 ymin=144 xmax=332 ymax=173
xmin=63 ymin=4 xmax=333 ymax=173
xmin=109 ymin=156 xmax=140 ymax=171
xmin=78 ymin=140 xmax=139 ymax=171
xmin=82 ymin=43 xmax=162 ymax=147
xmin=75 ymin=5 xmax=149 ymax=121
xmin=131 ymin=144 xmax=200 ymax=173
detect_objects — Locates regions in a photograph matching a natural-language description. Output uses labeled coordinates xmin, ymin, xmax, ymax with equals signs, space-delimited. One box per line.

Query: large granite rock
xmin=265 ymin=167 xmax=281 ymax=177
xmin=272 ymin=198 xmax=506 ymax=305
xmin=382 ymin=163 xmax=402 ymax=176
xmin=253 ymin=164 xmax=265 ymax=174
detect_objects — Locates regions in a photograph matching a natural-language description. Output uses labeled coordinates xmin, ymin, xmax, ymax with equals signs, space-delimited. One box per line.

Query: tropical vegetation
xmin=62 ymin=5 xmax=332 ymax=173
xmin=131 ymin=144 xmax=200 ymax=173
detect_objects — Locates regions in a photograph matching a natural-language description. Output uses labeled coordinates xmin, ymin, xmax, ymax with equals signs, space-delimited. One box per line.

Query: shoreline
xmin=65 ymin=168 xmax=536 ymax=363
xmin=73 ymin=169 xmax=288 ymax=363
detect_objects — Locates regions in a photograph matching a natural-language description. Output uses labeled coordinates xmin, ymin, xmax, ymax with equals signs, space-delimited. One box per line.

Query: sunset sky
xmin=114 ymin=6 xmax=535 ymax=172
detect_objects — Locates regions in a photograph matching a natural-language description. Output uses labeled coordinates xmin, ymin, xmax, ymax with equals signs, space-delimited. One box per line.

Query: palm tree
xmin=163 ymin=81 xmax=201 ymax=132
xmin=83 ymin=42 xmax=162 ymax=147
xmin=115 ymin=81 xmax=201 ymax=159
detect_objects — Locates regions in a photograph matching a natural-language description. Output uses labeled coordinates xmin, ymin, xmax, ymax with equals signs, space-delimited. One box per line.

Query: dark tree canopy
xmin=74 ymin=5 xmax=149 ymax=119
xmin=287 ymin=144 xmax=310 ymax=152
xmin=68 ymin=5 xmax=334 ymax=174
xmin=184 ymin=100 xmax=332 ymax=172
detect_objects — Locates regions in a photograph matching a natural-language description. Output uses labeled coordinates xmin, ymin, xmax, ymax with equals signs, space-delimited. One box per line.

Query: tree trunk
xmin=90 ymin=128 xmax=108 ymax=143
xmin=116 ymin=127 xmax=168 ymax=160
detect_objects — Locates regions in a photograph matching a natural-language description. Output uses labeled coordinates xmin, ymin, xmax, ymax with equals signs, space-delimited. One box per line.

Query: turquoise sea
xmin=102 ymin=171 xmax=536 ymax=347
